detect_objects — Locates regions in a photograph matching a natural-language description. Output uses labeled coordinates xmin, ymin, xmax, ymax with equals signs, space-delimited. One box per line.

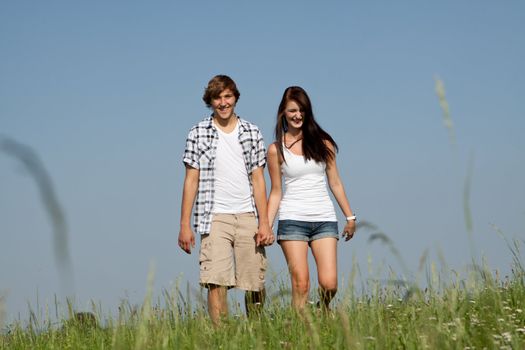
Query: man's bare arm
xmin=178 ymin=165 xmax=199 ymax=254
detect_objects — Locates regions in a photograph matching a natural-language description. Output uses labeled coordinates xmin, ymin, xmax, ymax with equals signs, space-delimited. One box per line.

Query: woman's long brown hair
xmin=274 ymin=86 xmax=338 ymax=163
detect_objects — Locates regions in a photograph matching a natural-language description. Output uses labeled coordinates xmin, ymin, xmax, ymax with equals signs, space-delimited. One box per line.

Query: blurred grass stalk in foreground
xmin=434 ymin=77 xmax=476 ymax=259
xmin=0 ymin=135 xmax=74 ymax=294
xmin=0 ymin=293 xmax=5 ymax=331
xmin=435 ymin=76 xmax=456 ymax=147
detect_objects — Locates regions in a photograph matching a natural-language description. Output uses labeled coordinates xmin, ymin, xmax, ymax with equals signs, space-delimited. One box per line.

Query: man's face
xmin=211 ymin=89 xmax=236 ymax=120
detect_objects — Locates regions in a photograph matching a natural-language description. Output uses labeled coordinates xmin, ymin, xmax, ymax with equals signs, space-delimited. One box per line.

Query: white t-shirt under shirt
xmin=212 ymin=121 xmax=253 ymax=214
xmin=278 ymin=146 xmax=337 ymax=222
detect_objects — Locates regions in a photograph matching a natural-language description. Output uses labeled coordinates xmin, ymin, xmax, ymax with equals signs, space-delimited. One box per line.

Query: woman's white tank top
xmin=278 ymin=146 xmax=337 ymax=222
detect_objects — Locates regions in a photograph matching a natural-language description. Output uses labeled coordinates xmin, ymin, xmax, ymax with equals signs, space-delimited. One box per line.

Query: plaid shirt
xmin=183 ymin=116 xmax=266 ymax=235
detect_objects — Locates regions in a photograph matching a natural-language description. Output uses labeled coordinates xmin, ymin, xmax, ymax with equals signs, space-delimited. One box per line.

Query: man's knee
xmin=208 ymin=285 xmax=227 ymax=299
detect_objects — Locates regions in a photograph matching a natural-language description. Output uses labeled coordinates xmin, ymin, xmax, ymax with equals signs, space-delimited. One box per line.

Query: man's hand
xmin=255 ymin=223 xmax=275 ymax=247
xmin=178 ymin=226 xmax=196 ymax=254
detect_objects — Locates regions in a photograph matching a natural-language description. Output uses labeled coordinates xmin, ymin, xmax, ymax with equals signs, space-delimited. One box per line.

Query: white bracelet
xmin=346 ymin=215 xmax=356 ymax=221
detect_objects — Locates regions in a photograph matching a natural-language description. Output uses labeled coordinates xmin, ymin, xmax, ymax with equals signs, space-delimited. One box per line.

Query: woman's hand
xmin=342 ymin=220 xmax=356 ymax=241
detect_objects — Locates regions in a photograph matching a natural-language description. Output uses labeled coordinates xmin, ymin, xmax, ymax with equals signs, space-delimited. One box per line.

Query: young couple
xmin=178 ymin=75 xmax=356 ymax=324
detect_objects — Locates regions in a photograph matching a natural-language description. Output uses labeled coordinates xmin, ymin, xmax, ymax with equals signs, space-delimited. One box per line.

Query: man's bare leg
xmin=208 ymin=284 xmax=228 ymax=325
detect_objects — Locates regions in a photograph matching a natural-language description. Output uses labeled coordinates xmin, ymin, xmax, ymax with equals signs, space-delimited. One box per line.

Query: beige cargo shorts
xmin=199 ymin=212 xmax=267 ymax=291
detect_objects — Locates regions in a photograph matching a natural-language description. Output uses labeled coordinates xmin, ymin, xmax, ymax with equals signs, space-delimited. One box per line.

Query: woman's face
xmin=284 ymin=100 xmax=304 ymax=131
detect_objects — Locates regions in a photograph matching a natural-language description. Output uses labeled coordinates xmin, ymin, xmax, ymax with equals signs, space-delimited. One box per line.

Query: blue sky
xmin=1 ymin=1 xmax=524 ymax=322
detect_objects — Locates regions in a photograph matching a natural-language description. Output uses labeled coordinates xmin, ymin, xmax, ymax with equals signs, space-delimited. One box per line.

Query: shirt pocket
xmin=198 ymin=141 xmax=213 ymax=166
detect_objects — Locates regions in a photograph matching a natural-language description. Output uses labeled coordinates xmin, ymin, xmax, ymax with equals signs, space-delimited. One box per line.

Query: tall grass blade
xmin=434 ymin=76 xmax=456 ymax=147
xmin=0 ymin=293 xmax=5 ymax=331
xmin=134 ymin=261 xmax=155 ymax=350
xmin=418 ymin=248 xmax=429 ymax=275
xmin=0 ymin=135 xmax=74 ymax=293
xmin=463 ymin=152 xmax=474 ymax=236
xmin=491 ymin=224 xmax=524 ymax=273
xmin=366 ymin=226 xmax=409 ymax=277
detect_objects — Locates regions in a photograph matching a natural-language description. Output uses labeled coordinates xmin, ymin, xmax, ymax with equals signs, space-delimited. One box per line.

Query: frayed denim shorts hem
xmin=277 ymin=220 xmax=339 ymax=242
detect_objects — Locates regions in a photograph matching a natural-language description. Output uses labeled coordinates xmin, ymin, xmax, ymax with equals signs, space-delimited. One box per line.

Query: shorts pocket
xmin=258 ymin=247 xmax=267 ymax=281
xmin=199 ymin=236 xmax=212 ymax=271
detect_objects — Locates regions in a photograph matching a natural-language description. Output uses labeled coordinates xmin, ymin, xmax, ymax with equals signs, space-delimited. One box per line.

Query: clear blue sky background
xmin=1 ymin=1 xmax=524 ymax=322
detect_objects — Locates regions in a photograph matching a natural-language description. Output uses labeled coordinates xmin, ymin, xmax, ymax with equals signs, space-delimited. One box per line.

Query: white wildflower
xmin=502 ymin=332 xmax=512 ymax=342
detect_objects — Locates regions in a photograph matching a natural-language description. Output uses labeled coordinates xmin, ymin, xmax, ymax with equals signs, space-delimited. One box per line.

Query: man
xmin=178 ymin=75 xmax=274 ymax=324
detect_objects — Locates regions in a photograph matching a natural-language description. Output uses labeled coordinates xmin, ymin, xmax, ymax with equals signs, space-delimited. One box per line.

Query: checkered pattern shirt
xmin=182 ymin=116 xmax=266 ymax=235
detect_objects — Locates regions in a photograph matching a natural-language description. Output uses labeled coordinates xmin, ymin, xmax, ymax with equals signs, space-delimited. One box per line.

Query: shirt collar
xmin=205 ymin=115 xmax=249 ymax=133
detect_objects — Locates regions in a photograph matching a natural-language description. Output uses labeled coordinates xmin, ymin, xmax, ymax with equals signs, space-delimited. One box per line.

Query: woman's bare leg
xmin=280 ymin=241 xmax=310 ymax=310
xmin=310 ymin=237 xmax=338 ymax=309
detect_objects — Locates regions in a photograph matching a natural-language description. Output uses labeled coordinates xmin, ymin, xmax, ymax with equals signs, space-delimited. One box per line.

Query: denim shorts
xmin=277 ymin=220 xmax=339 ymax=242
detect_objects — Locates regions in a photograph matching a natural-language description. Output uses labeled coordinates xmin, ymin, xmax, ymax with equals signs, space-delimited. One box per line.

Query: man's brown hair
xmin=202 ymin=75 xmax=240 ymax=107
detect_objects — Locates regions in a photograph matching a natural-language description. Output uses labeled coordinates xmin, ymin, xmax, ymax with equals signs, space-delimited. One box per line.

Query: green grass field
xmin=1 ymin=254 xmax=524 ymax=349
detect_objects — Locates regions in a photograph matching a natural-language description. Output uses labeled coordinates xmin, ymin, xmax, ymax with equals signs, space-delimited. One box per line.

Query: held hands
xmin=255 ymin=223 xmax=275 ymax=247
xmin=178 ymin=226 xmax=195 ymax=254
xmin=342 ymin=219 xmax=356 ymax=241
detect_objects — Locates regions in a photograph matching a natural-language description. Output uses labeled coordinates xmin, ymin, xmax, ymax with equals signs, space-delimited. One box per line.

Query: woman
xmin=267 ymin=86 xmax=356 ymax=310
